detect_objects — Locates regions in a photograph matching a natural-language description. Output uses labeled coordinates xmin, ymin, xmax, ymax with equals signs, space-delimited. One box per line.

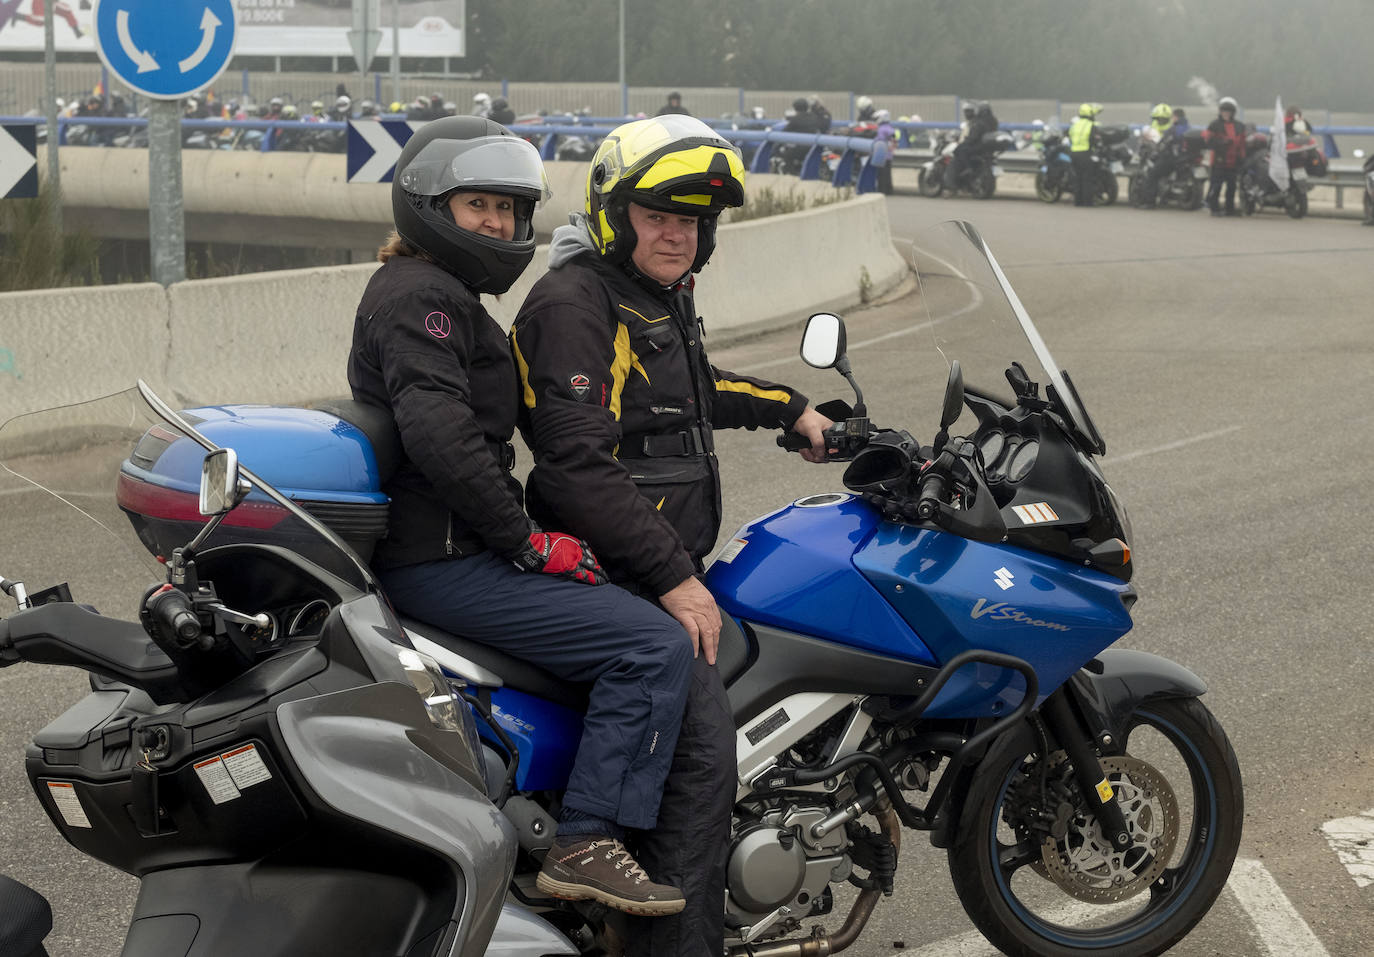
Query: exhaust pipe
xmin=727 ymin=800 xmax=901 ymax=957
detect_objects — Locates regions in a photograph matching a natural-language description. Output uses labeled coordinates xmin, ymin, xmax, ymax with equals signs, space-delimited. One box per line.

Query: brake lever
xmin=204 ymin=602 xmax=272 ymax=632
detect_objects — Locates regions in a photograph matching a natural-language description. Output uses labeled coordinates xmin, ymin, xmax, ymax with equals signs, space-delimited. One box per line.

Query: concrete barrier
xmin=0 ymin=193 xmax=906 ymax=416
xmin=0 ymin=282 xmax=171 ymax=415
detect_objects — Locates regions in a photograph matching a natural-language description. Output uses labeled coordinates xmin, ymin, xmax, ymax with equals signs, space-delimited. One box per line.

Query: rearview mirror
xmin=940 ymin=361 xmax=965 ymax=430
xmin=199 ymin=449 xmax=245 ymax=516
xmin=800 ymin=313 xmax=847 ymax=369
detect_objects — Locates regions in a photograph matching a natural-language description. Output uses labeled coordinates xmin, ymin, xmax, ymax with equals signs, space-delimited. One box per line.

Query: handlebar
xmin=777 ymin=416 xmax=873 ymax=459
xmin=145 ymin=584 xmax=209 ymax=651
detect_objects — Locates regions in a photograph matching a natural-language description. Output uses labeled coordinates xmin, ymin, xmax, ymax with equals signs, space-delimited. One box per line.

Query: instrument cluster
xmin=976 ymin=429 xmax=1040 ymax=487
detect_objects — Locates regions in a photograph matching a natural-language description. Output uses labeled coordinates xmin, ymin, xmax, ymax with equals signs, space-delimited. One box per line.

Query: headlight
xmin=396 ymin=648 xmax=483 ymax=755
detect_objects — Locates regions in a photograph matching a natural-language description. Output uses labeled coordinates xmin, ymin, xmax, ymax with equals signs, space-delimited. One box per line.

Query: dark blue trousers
xmin=380 ymin=553 xmax=694 ymax=831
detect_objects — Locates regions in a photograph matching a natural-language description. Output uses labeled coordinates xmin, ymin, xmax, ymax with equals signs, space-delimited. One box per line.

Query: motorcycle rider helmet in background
xmin=349 ymin=114 xmax=696 ymax=919
xmin=510 ymin=114 xmax=832 ymax=955
xmin=855 ymin=94 xmax=876 ymax=123
xmin=472 ymin=92 xmax=492 ymax=117
xmin=1150 ymin=102 xmax=1173 ymax=136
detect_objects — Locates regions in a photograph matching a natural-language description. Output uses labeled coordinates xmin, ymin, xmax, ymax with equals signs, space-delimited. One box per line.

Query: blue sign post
xmin=91 ymin=1 xmax=239 ymax=285
xmin=91 ymin=0 xmax=239 ymax=100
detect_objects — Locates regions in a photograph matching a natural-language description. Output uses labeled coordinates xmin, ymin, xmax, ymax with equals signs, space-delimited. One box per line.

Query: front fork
xmin=1040 ymin=691 xmax=1133 ymax=853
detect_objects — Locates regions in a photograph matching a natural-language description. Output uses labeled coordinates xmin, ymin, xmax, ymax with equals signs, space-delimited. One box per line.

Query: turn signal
xmin=1088 ymin=538 xmax=1130 ymax=566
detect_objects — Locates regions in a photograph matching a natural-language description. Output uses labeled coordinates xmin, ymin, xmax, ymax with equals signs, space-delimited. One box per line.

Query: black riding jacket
xmin=510 ymin=225 xmax=809 ymax=596
xmin=347 ymin=254 xmax=530 ymax=570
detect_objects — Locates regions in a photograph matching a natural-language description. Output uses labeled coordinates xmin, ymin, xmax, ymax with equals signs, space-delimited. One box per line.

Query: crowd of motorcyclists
xmin=31 ymin=81 xmax=1373 ymax=224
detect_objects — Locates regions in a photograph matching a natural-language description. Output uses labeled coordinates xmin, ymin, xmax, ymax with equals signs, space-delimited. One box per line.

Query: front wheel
xmin=1127 ymin=174 xmax=1148 ymax=208
xmin=1364 ymin=189 xmax=1374 ymax=224
xmin=1285 ymin=187 xmax=1308 ymax=219
xmin=948 ymin=695 xmax=1243 ymax=957
xmin=918 ymin=166 xmax=944 ymax=197
xmin=1035 ymin=170 xmax=1062 ymax=203
xmin=1096 ymin=169 xmax=1119 ymax=206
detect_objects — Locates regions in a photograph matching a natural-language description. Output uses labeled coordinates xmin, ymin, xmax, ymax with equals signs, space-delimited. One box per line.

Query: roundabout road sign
xmin=91 ymin=0 xmax=238 ymax=100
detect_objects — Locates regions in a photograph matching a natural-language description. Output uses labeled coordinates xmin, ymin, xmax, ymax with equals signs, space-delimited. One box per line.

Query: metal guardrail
xmin=3 ymin=114 xmax=1367 ymax=204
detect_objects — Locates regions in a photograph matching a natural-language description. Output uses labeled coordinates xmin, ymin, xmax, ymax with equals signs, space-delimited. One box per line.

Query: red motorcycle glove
xmin=511 ymin=530 xmax=608 ymax=586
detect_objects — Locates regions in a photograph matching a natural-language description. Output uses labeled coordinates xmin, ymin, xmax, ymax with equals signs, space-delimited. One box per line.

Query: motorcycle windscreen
xmin=908 ymin=220 xmax=1100 ymax=449
xmin=0 ymin=385 xmax=372 ymax=618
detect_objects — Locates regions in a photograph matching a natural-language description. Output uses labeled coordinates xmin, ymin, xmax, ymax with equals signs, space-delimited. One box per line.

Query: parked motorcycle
xmin=919 ymin=129 xmax=1015 ymax=199
xmin=1364 ymin=152 xmax=1374 ymax=224
xmin=0 ymin=385 xmax=577 ymax=957
xmin=103 ymin=221 xmax=1245 ymax=956
xmin=1238 ymin=130 xmax=1325 ymax=219
xmin=1036 ymin=125 xmax=1131 ymax=205
xmin=1129 ymin=128 xmax=1208 ymax=210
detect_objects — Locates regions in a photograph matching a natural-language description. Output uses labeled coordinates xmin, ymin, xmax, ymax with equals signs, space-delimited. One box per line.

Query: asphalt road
xmin=2 ymin=194 xmax=1373 ymax=955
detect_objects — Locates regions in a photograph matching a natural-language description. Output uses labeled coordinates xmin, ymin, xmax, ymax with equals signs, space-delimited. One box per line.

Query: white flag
xmin=1269 ymin=96 xmax=1290 ymax=191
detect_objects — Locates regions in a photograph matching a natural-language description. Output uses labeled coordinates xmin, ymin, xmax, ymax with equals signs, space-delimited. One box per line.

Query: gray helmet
xmin=391 ymin=116 xmax=551 ymax=294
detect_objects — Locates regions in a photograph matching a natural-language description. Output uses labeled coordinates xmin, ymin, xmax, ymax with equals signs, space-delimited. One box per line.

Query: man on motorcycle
xmin=946 ymin=100 xmax=998 ymax=191
xmin=348 ymin=116 xmax=694 ymax=920
xmin=1068 ymin=102 xmax=1102 ymax=206
xmin=509 ymin=115 xmax=833 ymax=956
xmin=1142 ymin=102 xmax=1186 ymax=205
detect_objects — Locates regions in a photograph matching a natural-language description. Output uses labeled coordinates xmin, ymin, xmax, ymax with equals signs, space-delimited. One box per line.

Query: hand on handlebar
xmin=789 ymin=406 xmax=834 ymax=463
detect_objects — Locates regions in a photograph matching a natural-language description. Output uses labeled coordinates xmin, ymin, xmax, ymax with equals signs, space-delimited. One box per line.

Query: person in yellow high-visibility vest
xmin=1068 ymin=102 xmax=1103 ymax=206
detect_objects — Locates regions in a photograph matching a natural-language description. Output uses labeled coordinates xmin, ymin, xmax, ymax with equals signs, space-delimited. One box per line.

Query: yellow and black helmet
xmin=585 ymin=115 xmax=745 ymax=273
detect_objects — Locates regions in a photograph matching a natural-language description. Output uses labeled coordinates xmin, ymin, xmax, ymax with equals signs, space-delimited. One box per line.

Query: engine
xmin=725 ymin=801 xmax=852 ymax=939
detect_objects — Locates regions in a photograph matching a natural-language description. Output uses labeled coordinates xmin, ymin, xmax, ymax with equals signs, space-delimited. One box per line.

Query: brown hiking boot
xmin=536 ymin=836 xmax=686 ymax=916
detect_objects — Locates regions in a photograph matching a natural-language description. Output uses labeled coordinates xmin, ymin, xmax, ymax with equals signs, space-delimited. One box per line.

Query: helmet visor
xmin=399 ymin=135 xmax=552 ymax=205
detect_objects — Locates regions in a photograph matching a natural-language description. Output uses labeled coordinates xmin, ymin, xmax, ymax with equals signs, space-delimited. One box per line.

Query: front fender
xmin=1066 ymin=648 xmax=1208 ymax=746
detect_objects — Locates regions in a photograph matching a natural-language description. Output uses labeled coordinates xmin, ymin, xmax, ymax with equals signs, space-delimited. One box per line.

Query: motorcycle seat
xmin=398 ymin=609 xmax=752 ymax=713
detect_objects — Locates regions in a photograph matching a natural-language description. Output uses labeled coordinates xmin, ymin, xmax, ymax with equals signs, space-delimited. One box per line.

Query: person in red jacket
xmin=1205 ymin=96 xmax=1246 ymax=216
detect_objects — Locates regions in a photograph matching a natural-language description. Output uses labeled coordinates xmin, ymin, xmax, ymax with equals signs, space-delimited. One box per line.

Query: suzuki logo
xmin=994 ymin=567 xmax=1015 ymax=591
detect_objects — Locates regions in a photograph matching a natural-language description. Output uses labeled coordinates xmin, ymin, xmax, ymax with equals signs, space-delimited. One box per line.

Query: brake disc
xmin=1038 ymin=754 xmax=1180 ymax=903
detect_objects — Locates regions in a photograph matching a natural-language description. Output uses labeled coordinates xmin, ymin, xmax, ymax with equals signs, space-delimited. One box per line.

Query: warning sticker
xmin=715 ymin=538 xmax=748 ymax=564
xmin=46 ymin=781 xmax=92 ymax=828
xmin=194 ymin=755 xmax=242 ymax=805
xmin=222 ymin=744 xmax=272 ymax=790
xmin=1096 ymin=778 xmax=1115 ymax=802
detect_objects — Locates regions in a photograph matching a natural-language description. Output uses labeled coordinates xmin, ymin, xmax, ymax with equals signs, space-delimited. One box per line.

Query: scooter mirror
xmin=800 ymin=313 xmax=847 ymax=369
xmin=199 ymin=448 xmax=246 ymax=516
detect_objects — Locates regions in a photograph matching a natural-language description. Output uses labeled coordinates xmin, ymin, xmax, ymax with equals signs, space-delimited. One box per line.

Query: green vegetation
xmin=723 ymin=184 xmax=853 ymax=224
xmin=0 ymin=183 xmax=100 ymax=292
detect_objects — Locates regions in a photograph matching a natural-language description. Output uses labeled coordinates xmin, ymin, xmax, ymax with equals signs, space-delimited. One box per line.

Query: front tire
xmin=1096 ymin=169 xmax=1119 ymax=206
xmin=948 ymin=696 xmax=1243 ymax=957
xmin=1285 ymin=187 xmax=1308 ymax=219
xmin=918 ymin=167 xmax=944 ymax=197
xmin=1035 ymin=170 xmax=1062 ymax=203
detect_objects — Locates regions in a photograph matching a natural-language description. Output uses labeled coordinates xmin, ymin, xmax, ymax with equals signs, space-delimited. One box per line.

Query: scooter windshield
xmin=909 ymin=221 xmax=1104 ymax=452
xmin=0 ymin=383 xmax=374 ymax=619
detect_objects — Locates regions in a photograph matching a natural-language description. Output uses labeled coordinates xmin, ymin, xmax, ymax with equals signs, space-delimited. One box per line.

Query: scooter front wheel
xmin=918 ymin=167 xmax=945 ymax=197
xmin=948 ymin=696 xmax=1243 ymax=957
xmin=1285 ymin=188 xmax=1308 ymax=219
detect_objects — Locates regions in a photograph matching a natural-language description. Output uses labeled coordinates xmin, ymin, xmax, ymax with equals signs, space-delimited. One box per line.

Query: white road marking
xmin=1321 ymin=809 xmax=1374 ymax=888
xmin=1098 ymin=425 xmax=1244 ymax=467
xmin=892 ymin=858 xmax=1322 ymax=957
xmin=1227 ymin=858 xmax=1331 ymax=957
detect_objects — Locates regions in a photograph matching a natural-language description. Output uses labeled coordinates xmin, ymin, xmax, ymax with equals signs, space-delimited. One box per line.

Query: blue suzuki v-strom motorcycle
xmin=112 ymin=221 xmax=1241 ymax=957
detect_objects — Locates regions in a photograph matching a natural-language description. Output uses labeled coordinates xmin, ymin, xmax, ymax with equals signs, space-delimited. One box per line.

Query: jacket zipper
xmin=445 ymin=512 xmax=455 ymax=556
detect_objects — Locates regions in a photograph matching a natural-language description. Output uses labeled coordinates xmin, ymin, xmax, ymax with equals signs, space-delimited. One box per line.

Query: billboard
xmin=0 ymin=0 xmax=464 ymax=59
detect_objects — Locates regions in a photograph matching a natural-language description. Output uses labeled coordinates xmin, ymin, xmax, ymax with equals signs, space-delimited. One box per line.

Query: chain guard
xmin=1037 ymin=754 xmax=1180 ymax=903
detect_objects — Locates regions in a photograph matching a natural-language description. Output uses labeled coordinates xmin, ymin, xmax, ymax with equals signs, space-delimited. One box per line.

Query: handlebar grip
xmin=146 ymin=586 xmax=205 ymax=649
xmin=777 ymin=431 xmax=812 ymax=452
xmin=915 ymin=470 xmax=948 ymax=521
